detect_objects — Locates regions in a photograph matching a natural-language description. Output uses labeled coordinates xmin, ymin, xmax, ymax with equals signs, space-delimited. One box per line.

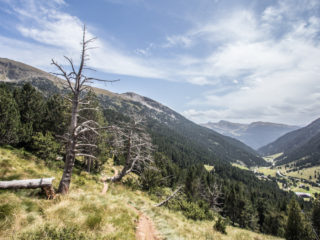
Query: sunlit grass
xmin=231 ymin=163 xmax=249 ymax=171
xmin=0 ymin=146 xmax=283 ymax=239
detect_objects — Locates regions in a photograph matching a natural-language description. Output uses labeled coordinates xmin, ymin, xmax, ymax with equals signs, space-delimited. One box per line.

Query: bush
xmin=19 ymin=224 xmax=89 ymax=240
xmin=85 ymin=213 xmax=103 ymax=230
xmin=214 ymin=216 xmax=228 ymax=234
xmin=180 ymin=200 xmax=207 ymax=220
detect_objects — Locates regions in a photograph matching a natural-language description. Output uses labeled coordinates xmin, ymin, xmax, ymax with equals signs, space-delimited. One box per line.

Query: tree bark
xmin=52 ymin=25 xmax=116 ymax=195
xmin=58 ymin=96 xmax=78 ymax=194
xmin=0 ymin=178 xmax=54 ymax=189
xmin=110 ymin=131 xmax=132 ymax=182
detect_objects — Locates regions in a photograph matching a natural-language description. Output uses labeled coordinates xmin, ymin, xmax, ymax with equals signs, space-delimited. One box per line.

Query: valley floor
xmin=0 ymin=146 xmax=283 ymax=240
xmin=253 ymin=154 xmax=320 ymax=199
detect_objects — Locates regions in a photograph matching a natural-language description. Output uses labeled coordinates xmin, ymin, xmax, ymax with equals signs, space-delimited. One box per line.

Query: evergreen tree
xmin=44 ymin=94 xmax=69 ymax=135
xmin=31 ymin=132 xmax=60 ymax=162
xmin=285 ymin=199 xmax=305 ymax=240
xmin=0 ymin=85 xmax=20 ymax=145
xmin=312 ymin=199 xmax=320 ymax=237
xmin=14 ymin=83 xmax=46 ymax=145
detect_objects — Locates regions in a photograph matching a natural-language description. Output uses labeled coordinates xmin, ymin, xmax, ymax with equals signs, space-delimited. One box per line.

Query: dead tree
xmin=0 ymin=178 xmax=55 ymax=199
xmin=108 ymin=116 xmax=153 ymax=182
xmin=51 ymin=26 xmax=116 ymax=194
xmin=201 ymin=182 xmax=223 ymax=212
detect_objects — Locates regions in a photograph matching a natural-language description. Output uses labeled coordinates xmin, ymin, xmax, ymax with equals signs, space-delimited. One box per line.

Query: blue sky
xmin=0 ymin=0 xmax=320 ymax=125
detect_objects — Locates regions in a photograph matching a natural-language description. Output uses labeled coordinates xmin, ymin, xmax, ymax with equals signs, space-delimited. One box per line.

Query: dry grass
xmin=0 ymin=146 xmax=283 ymax=240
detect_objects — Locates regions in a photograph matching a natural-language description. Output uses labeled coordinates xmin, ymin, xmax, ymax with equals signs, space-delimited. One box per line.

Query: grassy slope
xmin=0 ymin=146 xmax=283 ymax=240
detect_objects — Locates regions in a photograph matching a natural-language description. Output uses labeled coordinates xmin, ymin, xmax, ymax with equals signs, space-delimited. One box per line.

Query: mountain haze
xmin=0 ymin=58 xmax=266 ymax=167
xmin=202 ymin=120 xmax=299 ymax=150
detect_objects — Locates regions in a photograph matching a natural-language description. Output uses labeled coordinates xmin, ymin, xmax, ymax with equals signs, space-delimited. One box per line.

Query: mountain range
xmin=0 ymin=57 xmax=266 ymax=167
xmin=258 ymin=118 xmax=320 ymax=167
xmin=202 ymin=120 xmax=299 ymax=150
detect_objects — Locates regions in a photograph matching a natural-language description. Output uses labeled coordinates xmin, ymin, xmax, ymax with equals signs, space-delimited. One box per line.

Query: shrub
xmin=214 ymin=216 xmax=228 ymax=234
xmin=180 ymin=200 xmax=206 ymax=220
xmin=85 ymin=213 xmax=103 ymax=230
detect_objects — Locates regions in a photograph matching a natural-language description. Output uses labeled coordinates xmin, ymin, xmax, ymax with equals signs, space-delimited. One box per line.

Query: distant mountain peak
xmin=202 ymin=120 xmax=299 ymax=150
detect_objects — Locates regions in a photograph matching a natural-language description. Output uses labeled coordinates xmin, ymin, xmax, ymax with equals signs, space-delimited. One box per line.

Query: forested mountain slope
xmin=202 ymin=120 xmax=299 ymax=150
xmin=101 ymin=92 xmax=266 ymax=167
xmin=0 ymin=58 xmax=305 ymax=237
xmin=258 ymin=118 xmax=320 ymax=167
xmin=0 ymin=58 xmax=266 ymax=167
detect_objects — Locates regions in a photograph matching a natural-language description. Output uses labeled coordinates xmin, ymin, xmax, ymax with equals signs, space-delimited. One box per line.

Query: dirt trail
xmin=101 ymin=167 xmax=118 ymax=194
xmin=127 ymin=204 xmax=160 ymax=240
xmin=101 ymin=167 xmax=160 ymax=239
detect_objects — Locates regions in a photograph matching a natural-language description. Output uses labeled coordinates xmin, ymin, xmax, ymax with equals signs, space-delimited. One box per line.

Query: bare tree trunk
xmin=58 ymin=96 xmax=78 ymax=194
xmin=0 ymin=178 xmax=56 ymax=199
xmin=52 ymin=25 xmax=118 ymax=195
xmin=86 ymin=157 xmax=92 ymax=173
xmin=107 ymin=119 xmax=153 ymax=183
xmin=110 ymin=131 xmax=132 ymax=182
xmin=0 ymin=178 xmax=55 ymax=189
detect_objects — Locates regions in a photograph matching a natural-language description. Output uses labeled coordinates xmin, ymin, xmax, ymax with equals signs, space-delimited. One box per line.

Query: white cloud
xmin=0 ymin=36 xmax=65 ymax=68
xmin=1 ymin=0 xmax=320 ymax=124
xmin=187 ymin=76 xmax=210 ymax=85
xmin=177 ymin=0 xmax=320 ymax=124
xmin=164 ymin=35 xmax=193 ymax=48
xmin=1 ymin=0 xmax=165 ymax=79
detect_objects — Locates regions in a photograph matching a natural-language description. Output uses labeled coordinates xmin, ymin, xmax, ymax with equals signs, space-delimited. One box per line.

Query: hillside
xmin=202 ymin=120 xmax=299 ymax=150
xmin=258 ymin=118 xmax=320 ymax=166
xmin=0 ymin=146 xmax=284 ymax=240
xmin=0 ymin=58 xmax=266 ymax=167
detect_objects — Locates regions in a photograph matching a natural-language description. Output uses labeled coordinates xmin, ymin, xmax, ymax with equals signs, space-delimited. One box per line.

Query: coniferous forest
xmin=1 ymin=80 xmax=320 ymax=239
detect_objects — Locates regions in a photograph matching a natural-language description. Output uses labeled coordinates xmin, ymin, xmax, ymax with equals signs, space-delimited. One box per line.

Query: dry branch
xmin=154 ymin=185 xmax=183 ymax=207
xmin=108 ymin=116 xmax=154 ymax=182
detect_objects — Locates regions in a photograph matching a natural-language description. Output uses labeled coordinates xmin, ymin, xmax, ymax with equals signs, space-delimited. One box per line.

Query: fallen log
xmin=0 ymin=178 xmax=55 ymax=199
xmin=154 ymin=185 xmax=183 ymax=207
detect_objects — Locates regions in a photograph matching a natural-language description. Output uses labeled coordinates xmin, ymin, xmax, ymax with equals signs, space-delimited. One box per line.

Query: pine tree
xmin=312 ymin=199 xmax=320 ymax=237
xmin=14 ymin=83 xmax=46 ymax=145
xmin=44 ymin=94 xmax=69 ymax=135
xmin=0 ymin=85 xmax=20 ymax=145
xmin=285 ymin=199 xmax=305 ymax=240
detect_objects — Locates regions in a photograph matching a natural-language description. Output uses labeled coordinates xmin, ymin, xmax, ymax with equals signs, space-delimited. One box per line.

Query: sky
xmin=0 ymin=0 xmax=320 ymax=126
